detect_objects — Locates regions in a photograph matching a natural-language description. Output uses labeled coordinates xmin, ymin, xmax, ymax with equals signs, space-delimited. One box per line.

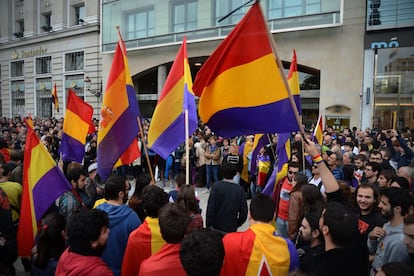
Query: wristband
xmin=312 ymin=154 xmax=323 ymax=164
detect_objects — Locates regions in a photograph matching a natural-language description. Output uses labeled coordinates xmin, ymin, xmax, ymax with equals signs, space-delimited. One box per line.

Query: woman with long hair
xmin=287 ymin=174 xmax=309 ymax=241
xmin=177 ymin=185 xmax=203 ymax=233
xmin=32 ymin=212 xmax=66 ymax=276
xmin=128 ymin=173 xmax=152 ymax=222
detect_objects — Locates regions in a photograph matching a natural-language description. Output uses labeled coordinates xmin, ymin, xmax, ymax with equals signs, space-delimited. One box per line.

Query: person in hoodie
xmin=55 ymin=209 xmax=112 ymax=276
xmin=97 ymin=175 xmax=141 ymax=276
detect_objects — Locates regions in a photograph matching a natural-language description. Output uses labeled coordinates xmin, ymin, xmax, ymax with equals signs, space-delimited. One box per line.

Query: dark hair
xmin=35 ymin=212 xmax=66 ymax=269
xmin=175 ymin=173 xmax=186 ymax=188
xmin=141 ymin=185 xmax=169 ymax=218
xmin=287 ymin=161 xmax=300 ymax=170
xmin=300 ymin=184 xmax=326 ymax=216
xmin=159 ymin=203 xmax=191 ymax=243
xmin=177 ymin=185 xmax=199 ymax=213
xmin=249 ymin=194 xmax=275 ymax=223
xmin=392 ymin=177 xmax=410 ymax=190
xmin=66 ymin=166 xmax=85 ymax=183
xmin=404 ymin=213 xmax=414 ymax=225
xmin=342 ymin=164 xmax=355 ymax=182
xmin=354 ymin=154 xmax=366 ymax=162
xmin=322 ymin=202 xmax=358 ymax=247
xmin=220 ymin=162 xmax=237 ymax=179
xmin=366 ymin=161 xmax=382 ymax=174
xmin=131 ymin=173 xmax=152 ymax=201
xmin=381 ymin=262 xmax=414 ymax=276
xmin=104 ymin=175 xmax=126 ymax=200
xmin=66 ymin=209 xmax=109 ymax=254
xmin=380 ymin=187 xmax=412 ymax=216
xmin=380 ymin=169 xmax=397 ymax=182
xmin=291 ymin=173 xmax=308 ymax=193
xmin=303 ymin=211 xmax=323 ymax=241
xmin=180 ymin=229 xmax=224 ymax=276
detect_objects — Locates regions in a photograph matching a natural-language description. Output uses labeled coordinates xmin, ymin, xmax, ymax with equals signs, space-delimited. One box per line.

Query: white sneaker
xmin=202 ymin=189 xmax=209 ymax=194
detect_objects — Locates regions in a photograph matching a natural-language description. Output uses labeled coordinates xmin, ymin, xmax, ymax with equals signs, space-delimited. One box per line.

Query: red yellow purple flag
xmin=98 ymin=29 xmax=141 ymax=181
xmin=147 ymin=37 xmax=197 ymax=159
xmin=287 ymin=49 xmax=301 ymax=115
xmin=313 ymin=114 xmax=324 ymax=145
xmin=59 ymin=89 xmax=94 ymax=163
xmin=52 ymin=82 xmax=59 ymax=112
xmin=17 ymin=118 xmax=72 ymax=257
xmin=193 ymin=2 xmax=300 ymax=137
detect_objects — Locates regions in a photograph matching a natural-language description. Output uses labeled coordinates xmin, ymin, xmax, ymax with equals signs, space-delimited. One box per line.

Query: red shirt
xmin=56 ymin=248 xmax=113 ymax=276
xmin=277 ymin=178 xmax=292 ymax=221
xmin=139 ymin=243 xmax=186 ymax=276
xmin=121 ymin=217 xmax=165 ymax=276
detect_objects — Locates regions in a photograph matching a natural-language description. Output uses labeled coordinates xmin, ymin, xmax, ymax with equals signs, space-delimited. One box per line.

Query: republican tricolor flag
xmin=313 ymin=114 xmax=324 ymax=145
xmin=52 ymin=82 xmax=59 ymax=112
xmin=59 ymin=89 xmax=94 ymax=163
xmin=287 ymin=49 xmax=301 ymax=115
xmin=17 ymin=119 xmax=72 ymax=257
xmin=193 ymin=2 xmax=300 ymax=137
xmin=98 ymin=29 xmax=141 ymax=181
xmin=147 ymin=37 xmax=197 ymax=159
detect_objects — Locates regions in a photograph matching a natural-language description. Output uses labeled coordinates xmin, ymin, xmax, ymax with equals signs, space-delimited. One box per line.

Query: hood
xmin=97 ymin=202 xmax=135 ymax=226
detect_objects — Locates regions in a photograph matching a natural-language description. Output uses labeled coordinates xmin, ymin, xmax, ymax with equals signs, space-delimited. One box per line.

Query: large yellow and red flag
xmin=17 ymin=119 xmax=71 ymax=257
xmin=193 ymin=2 xmax=300 ymax=137
xmin=97 ymin=29 xmax=141 ymax=181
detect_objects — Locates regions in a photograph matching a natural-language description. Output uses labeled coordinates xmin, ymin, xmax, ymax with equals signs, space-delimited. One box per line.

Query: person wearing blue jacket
xmin=97 ymin=175 xmax=141 ymax=276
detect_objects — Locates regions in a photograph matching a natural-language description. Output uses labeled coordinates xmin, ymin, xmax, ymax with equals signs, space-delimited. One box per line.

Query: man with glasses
xmin=363 ymin=162 xmax=381 ymax=186
xmin=274 ymin=161 xmax=300 ymax=238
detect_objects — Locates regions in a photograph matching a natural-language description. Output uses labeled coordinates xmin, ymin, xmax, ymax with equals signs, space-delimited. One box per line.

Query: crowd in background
xmin=1 ymin=115 xmax=414 ymax=275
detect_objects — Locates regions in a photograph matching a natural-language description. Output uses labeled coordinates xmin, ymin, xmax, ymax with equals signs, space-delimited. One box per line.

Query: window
xmin=11 ymin=80 xmax=25 ymax=117
xmin=75 ymin=5 xmax=86 ymax=25
xmin=65 ymin=75 xmax=84 ymax=99
xmin=41 ymin=13 xmax=52 ymax=31
xmin=36 ymin=78 xmax=52 ymax=118
xmin=126 ymin=8 xmax=155 ymax=40
xmin=36 ymin=56 xmax=51 ymax=74
xmin=172 ymin=1 xmax=197 ymax=32
xmin=65 ymin=51 xmax=84 ymax=71
xmin=215 ymin=0 xmax=245 ymax=26
xmin=366 ymin=0 xmax=414 ymax=30
xmin=11 ymin=61 xmax=24 ymax=77
xmin=268 ymin=0 xmax=321 ymax=19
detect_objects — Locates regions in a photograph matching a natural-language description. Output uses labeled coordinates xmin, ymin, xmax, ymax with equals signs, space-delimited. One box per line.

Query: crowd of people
xmin=1 ymin=115 xmax=414 ymax=275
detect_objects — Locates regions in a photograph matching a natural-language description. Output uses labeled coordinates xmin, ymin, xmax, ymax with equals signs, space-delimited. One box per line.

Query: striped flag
xmin=193 ymin=2 xmax=300 ymax=137
xmin=262 ymin=132 xmax=291 ymax=196
xmin=97 ymin=29 xmax=141 ymax=181
xmin=17 ymin=119 xmax=72 ymax=257
xmin=52 ymin=82 xmax=59 ymax=112
xmin=250 ymin=134 xmax=269 ymax=177
xmin=59 ymin=89 xmax=94 ymax=163
xmin=147 ymin=37 xmax=197 ymax=159
xmin=313 ymin=114 xmax=324 ymax=145
xmin=287 ymin=49 xmax=301 ymax=115
xmin=121 ymin=217 xmax=166 ymax=276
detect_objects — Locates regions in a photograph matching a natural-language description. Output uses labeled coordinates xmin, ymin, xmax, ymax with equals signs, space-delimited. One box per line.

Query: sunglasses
xmin=288 ymin=171 xmax=298 ymax=175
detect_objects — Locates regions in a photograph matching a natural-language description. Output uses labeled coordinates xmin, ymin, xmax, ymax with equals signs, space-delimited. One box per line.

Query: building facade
xmin=362 ymin=0 xmax=414 ymax=131
xmin=101 ymin=0 xmax=365 ymax=131
xmin=0 ymin=0 xmax=101 ymax=119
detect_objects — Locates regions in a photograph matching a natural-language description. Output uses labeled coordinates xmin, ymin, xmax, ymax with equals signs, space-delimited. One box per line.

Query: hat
xmin=94 ymin=174 xmax=105 ymax=190
xmin=88 ymin=162 xmax=97 ymax=173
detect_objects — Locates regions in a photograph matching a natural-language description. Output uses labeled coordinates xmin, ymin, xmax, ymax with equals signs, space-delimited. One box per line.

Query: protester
xmin=97 ymin=175 xmax=141 ymax=276
xmin=31 ymin=212 xmax=66 ymax=276
xmin=0 ymin=187 xmax=17 ymax=275
xmin=180 ymin=229 xmax=224 ymax=276
xmin=55 ymin=209 xmax=113 ymax=275
xmin=122 ymin=185 xmax=168 ymax=276
xmin=206 ymin=162 xmax=248 ymax=233
xmin=177 ymin=184 xmax=203 ymax=233
xmin=221 ymin=193 xmax=299 ymax=275
xmin=139 ymin=203 xmax=191 ymax=275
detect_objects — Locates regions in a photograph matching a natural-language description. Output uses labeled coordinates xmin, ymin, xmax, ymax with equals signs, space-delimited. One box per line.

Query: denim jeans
xmin=276 ymin=217 xmax=288 ymax=238
xmin=206 ymin=164 xmax=219 ymax=189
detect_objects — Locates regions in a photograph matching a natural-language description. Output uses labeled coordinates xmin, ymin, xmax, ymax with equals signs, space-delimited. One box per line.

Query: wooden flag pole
xmin=185 ymin=109 xmax=190 ymax=185
xmin=137 ymin=117 xmax=155 ymax=182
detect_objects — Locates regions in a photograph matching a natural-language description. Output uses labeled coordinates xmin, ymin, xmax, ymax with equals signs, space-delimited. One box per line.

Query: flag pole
xmin=137 ymin=117 xmax=155 ymax=182
xmin=258 ymin=6 xmax=304 ymax=133
xmin=185 ymin=109 xmax=190 ymax=185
